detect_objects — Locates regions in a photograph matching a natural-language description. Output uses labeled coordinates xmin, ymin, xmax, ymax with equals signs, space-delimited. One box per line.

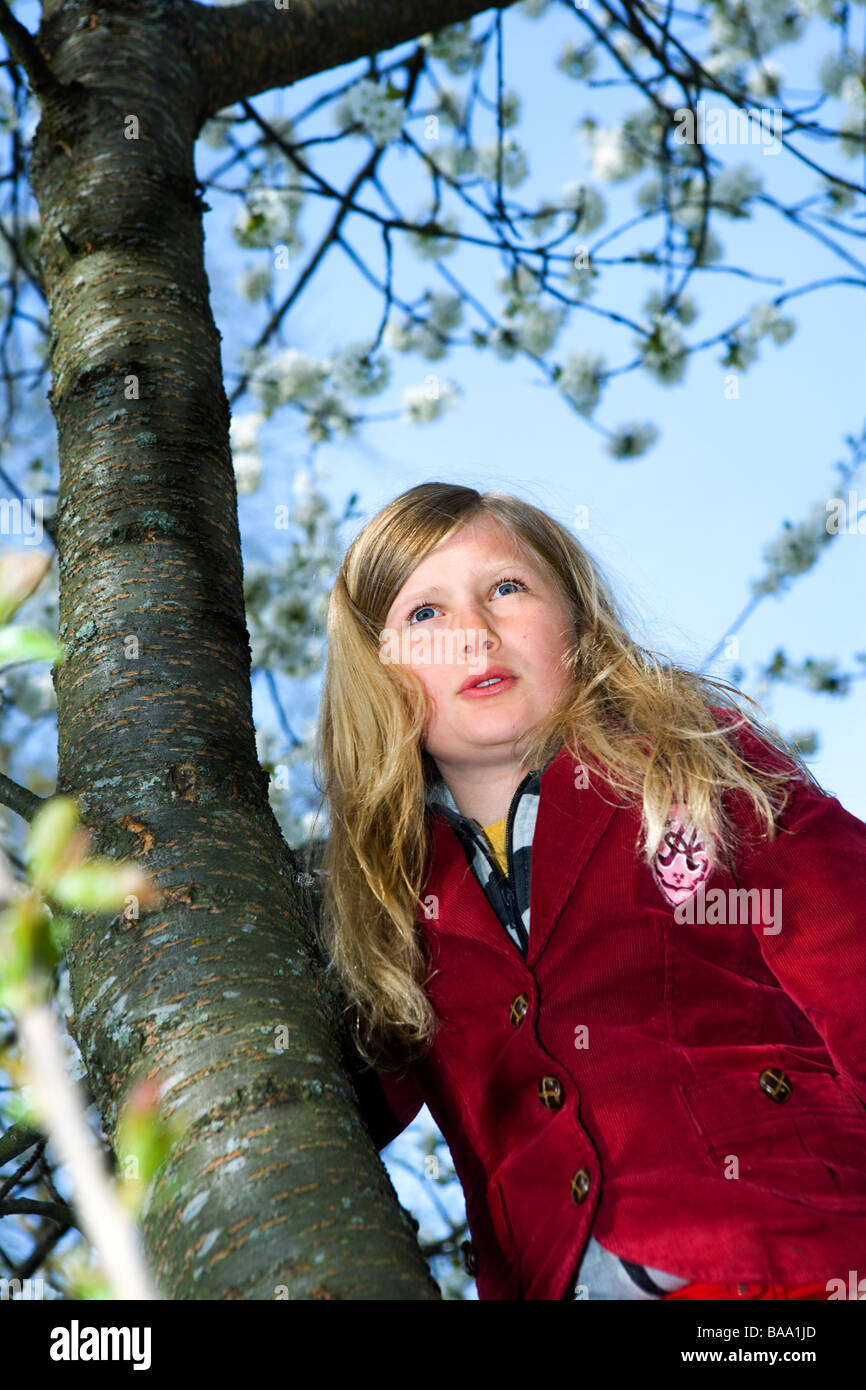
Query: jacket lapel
xmin=424 ymin=743 xmax=622 ymax=966
xmin=525 ymin=744 xmax=621 ymax=965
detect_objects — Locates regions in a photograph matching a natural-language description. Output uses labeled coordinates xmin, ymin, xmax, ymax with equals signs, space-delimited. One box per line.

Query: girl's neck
xmin=437 ymin=762 xmax=531 ymax=828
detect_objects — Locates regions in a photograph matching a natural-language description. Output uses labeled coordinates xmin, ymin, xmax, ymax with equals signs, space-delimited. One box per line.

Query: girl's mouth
xmin=460 ymin=675 xmax=517 ymax=699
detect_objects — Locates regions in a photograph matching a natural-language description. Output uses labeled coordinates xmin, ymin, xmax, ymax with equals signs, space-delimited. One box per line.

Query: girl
xmin=312 ymin=480 xmax=866 ymax=1302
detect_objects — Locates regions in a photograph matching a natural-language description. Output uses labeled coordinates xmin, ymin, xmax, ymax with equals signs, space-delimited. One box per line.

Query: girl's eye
xmin=406 ymin=575 xmax=527 ymax=624
xmin=493 ymin=576 xmax=526 ymax=598
xmin=408 ymin=603 xmax=438 ymax=625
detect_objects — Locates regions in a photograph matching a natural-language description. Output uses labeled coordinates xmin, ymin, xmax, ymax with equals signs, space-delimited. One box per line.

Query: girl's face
xmin=381 ymin=514 xmax=576 ymax=779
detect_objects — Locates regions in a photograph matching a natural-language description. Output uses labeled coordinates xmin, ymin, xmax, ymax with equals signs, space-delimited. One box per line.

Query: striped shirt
xmin=426 ymin=762 xmax=691 ymax=1300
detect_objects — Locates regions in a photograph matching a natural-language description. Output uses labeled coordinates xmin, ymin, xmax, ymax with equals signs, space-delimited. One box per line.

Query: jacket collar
xmin=424 ymin=742 xmax=622 ymax=967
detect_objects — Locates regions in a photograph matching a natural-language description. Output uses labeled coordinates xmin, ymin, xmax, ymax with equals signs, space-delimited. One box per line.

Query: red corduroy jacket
xmin=358 ymin=720 xmax=866 ymax=1300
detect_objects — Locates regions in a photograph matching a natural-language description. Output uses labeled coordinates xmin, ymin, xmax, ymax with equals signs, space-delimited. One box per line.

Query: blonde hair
xmin=310 ymin=482 xmax=820 ymax=1072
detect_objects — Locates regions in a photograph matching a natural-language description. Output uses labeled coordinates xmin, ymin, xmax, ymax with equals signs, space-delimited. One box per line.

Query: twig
xmin=16 ymin=1003 xmax=160 ymax=1299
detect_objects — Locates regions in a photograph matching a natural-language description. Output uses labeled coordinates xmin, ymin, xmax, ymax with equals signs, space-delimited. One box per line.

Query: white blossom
xmin=840 ymin=74 xmax=866 ymax=113
xmin=304 ymin=392 xmax=355 ymax=444
xmin=476 ymin=138 xmax=529 ymax=188
xmin=420 ymin=22 xmax=482 ymax=75
xmin=557 ymin=351 xmax=607 ymax=416
xmin=412 ymin=322 xmax=452 ymax=360
xmin=329 ymin=342 xmax=391 ymax=397
xmin=233 ymin=186 xmax=304 ymax=251
xmin=748 ymin=301 xmax=796 ymax=345
xmin=556 ymin=40 xmax=598 ymax=82
xmin=839 ymin=103 xmax=866 ymax=159
xmin=432 ymin=85 xmax=465 ymax=129
xmin=610 ymin=30 xmax=640 ymax=63
xmin=579 ymin=121 xmax=643 ymax=182
xmin=688 ymin=226 xmax=724 ymax=264
xmin=487 ymin=326 xmax=520 ymax=360
xmin=720 ymin=333 xmax=760 ymax=371
xmin=795 ymin=0 xmax=841 ymax=20
xmin=426 ymin=144 xmax=478 ymax=180
xmin=408 ymin=208 xmax=460 ymax=259
xmin=606 ymin=422 xmax=660 ymax=460
xmin=635 ymin=176 xmax=663 ymax=213
xmin=709 ymin=164 xmax=763 ymax=218
xmin=818 ymin=49 xmax=859 ymax=97
xmin=236 ymin=265 xmax=272 ymax=303
xmin=402 ymin=379 xmax=461 ymax=423
xmin=560 ymin=182 xmax=607 ymax=234
xmin=822 ymin=178 xmax=857 ymax=211
xmin=565 ymin=261 xmax=598 ymax=301
xmin=643 ymin=289 xmax=699 ymax=326
xmin=514 ymin=302 xmax=566 ymax=355
xmin=383 ymin=312 xmax=415 ymax=352
xmin=746 ymin=60 xmax=783 ymax=99
xmin=249 ymin=348 xmax=329 ymax=413
xmin=428 ymin=292 xmax=464 ymax=332
xmin=636 ymin=312 xmax=688 ymax=384
xmin=530 ymin=208 xmax=558 ymax=238
xmin=199 ymin=115 xmax=232 ymax=149
xmin=702 ymin=49 xmax=751 ymax=85
xmin=233 ymin=451 xmax=262 ymax=495
xmin=753 ymin=502 xmax=834 ymax=596
xmin=230 ymin=411 xmax=265 ymax=454
xmin=498 ymin=264 xmax=543 ymax=305
xmin=334 ymin=78 xmax=405 ymax=146
xmin=383 ymin=299 xmax=460 ymax=361
xmin=498 ymin=90 xmax=521 ymax=129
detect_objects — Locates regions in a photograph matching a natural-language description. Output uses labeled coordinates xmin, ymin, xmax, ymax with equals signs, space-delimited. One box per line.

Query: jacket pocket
xmin=676 ymin=1065 xmax=866 ymax=1214
xmin=487 ymin=1179 xmax=522 ymax=1283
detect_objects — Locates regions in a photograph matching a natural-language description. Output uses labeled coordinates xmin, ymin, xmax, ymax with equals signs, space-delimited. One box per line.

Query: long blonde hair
xmin=311 ymin=482 xmax=820 ymax=1071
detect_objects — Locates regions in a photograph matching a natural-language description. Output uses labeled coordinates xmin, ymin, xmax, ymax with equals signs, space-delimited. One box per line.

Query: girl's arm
xmin=729 ymin=724 xmax=866 ymax=1103
xmin=346 ymin=1056 xmax=426 ymax=1152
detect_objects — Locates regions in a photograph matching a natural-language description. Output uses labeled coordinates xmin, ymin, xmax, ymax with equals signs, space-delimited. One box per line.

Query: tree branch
xmin=0 ymin=0 xmax=65 ymax=101
xmin=190 ymin=0 xmax=514 ymax=123
xmin=0 ymin=1122 xmax=44 ymax=1167
xmin=0 ymin=1196 xmax=78 ymax=1226
xmin=0 ymin=772 xmax=45 ymax=823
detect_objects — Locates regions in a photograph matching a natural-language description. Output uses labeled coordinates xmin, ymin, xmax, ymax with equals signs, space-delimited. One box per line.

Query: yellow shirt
xmin=483 ymin=816 xmax=509 ymax=878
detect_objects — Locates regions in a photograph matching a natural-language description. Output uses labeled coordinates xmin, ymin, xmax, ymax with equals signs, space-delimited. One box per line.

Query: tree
xmin=0 ymin=0 xmax=863 ymax=1299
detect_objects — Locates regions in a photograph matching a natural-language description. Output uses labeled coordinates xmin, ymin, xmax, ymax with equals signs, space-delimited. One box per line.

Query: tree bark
xmin=25 ymin=0 xmax=498 ymax=1298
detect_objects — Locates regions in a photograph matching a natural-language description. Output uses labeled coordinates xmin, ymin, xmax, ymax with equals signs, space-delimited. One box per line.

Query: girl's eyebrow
xmin=400 ymin=558 xmax=535 ymax=607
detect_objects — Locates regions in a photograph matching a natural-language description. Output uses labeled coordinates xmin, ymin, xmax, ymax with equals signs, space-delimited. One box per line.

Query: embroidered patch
xmin=651 ymin=804 xmax=713 ymax=907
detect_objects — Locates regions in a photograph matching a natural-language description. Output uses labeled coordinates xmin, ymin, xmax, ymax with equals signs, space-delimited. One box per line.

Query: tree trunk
xmin=25 ymin=0 xmax=502 ymax=1299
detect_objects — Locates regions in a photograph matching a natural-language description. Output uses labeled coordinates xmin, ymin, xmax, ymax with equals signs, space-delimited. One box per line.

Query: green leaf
xmin=25 ymin=796 xmax=82 ymax=886
xmin=0 ymin=626 xmax=66 ymax=668
xmin=51 ymin=863 xmax=136 ymax=913
xmin=0 ymin=900 xmax=61 ymax=1009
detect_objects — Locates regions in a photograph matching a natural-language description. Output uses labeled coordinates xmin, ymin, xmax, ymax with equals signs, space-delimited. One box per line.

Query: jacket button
xmin=758 ymin=1067 xmax=792 ymax=1102
xmin=510 ymin=993 xmax=529 ymax=1026
xmin=461 ymin=1240 xmax=478 ymax=1276
xmin=570 ymin=1167 xmax=592 ymax=1204
xmin=538 ymin=1075 xmax=564 ymax=1109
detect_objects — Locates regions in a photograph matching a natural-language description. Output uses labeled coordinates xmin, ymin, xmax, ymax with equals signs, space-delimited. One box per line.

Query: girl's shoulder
xmin=707 ymin=704 xmax=811 ymax=783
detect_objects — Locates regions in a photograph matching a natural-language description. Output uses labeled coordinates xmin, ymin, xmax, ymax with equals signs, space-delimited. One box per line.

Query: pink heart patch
xmin=651 ymin=804 xmax=713 ymax=907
